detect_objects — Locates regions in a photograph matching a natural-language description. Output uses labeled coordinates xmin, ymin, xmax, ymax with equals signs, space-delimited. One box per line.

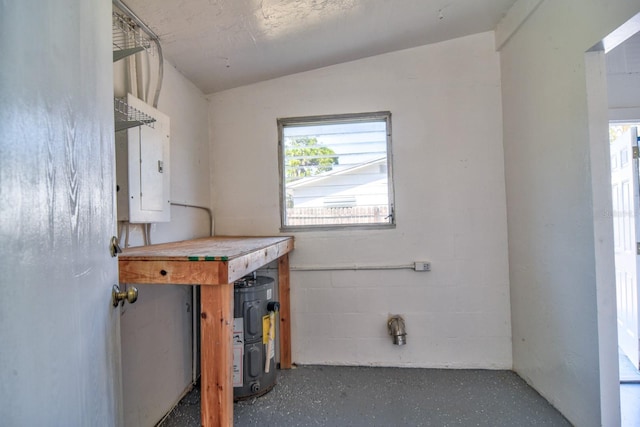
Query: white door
xmin=0 ymin=2 xmax=123 ymax=425
xmin=611 ymin=127 xmax=640 ymax=370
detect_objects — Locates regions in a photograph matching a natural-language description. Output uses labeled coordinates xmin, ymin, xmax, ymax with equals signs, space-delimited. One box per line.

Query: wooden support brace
xmin=117 ymin=237 xmax=294 ymax=425
xmin=278 ymin=253 xmax=292 ymax=369
xmin=200 ymin=284 xmax=234 ymax=427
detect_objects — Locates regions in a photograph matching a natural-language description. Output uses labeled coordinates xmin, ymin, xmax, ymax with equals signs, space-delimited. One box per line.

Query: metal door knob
xmin=110 ymin=236 xmax=122 ymax=257
xmin=112 ymin=284 xmax=138 ymax=307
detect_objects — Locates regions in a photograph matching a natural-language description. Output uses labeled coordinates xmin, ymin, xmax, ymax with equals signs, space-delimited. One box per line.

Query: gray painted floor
xmin=158 ymin=366 xmax=571 ymax=426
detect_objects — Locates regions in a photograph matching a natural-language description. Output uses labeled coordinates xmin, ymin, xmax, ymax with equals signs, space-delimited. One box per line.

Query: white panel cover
xmin=126 ymin=93 xmax=170 ymax=223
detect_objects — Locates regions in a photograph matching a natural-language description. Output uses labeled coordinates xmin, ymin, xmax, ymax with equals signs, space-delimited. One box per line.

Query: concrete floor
xmin=158 ymin=366 xmax=571 ymax=426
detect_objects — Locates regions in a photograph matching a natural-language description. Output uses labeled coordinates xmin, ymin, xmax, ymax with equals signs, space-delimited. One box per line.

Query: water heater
xmin=233 ymin=275 xmax=279 ymax=400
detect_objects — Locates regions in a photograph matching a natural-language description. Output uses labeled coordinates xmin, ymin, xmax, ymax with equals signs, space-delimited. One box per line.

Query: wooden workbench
xmin=118 ymin=236 xmax=294 ymax=427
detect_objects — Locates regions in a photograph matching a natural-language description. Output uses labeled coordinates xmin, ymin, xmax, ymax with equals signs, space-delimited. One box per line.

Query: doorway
xmin=606 ymin=28 xmax=640 ymax=381
xmin=587 ymin=13 xmax=640 ymax=426
xmin=609 ymin=123 xmax=640 ymax=379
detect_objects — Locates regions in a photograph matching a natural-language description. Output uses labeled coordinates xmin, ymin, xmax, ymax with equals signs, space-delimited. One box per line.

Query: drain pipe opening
xmin=388 ymin=315 xmax=407 ymax=346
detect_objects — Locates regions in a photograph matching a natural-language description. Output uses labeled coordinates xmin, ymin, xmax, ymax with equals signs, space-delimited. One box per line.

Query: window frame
xmin=277 ymin=111 xmax=396 ymax=232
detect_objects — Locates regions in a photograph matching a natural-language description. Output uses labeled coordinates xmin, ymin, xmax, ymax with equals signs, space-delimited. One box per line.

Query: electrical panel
xmin=116 ymin=94 xmax=170 ymax=223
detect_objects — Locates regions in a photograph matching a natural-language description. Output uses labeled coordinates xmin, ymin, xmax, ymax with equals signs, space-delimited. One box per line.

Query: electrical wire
xmin=167 ymin=201 xmax=213 ymax=385
xmin=117 ymin=221 xmax=124 ymax=244
xmin=143 ymin=48 xmax=151 ymax=103
xmin=141 ymin=223 xmax=147 ymax=246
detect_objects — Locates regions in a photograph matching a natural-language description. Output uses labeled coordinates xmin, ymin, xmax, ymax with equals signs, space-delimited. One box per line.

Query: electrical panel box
xmin=116 ymin=94 xmax=170 ymax=223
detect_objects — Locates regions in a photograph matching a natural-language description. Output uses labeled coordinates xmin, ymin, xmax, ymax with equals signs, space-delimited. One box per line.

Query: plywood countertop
xmin=118 ymin=236 xmax=294 ymax=285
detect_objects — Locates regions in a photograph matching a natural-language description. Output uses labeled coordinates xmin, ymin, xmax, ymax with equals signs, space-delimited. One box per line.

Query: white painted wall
xmin=0 ymin=0 xmax=122 ymax=425
xmin=498 ymin=2 xmax=640 ymax=426
xmin=209 ymin=32 xmax=511 ymax=369
xmin=119 ymin=61 xmax=211 ymax=426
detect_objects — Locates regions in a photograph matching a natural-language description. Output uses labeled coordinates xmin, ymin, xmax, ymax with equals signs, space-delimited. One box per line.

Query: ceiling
xmin=123 ymin=0 xmax=518 ymax=94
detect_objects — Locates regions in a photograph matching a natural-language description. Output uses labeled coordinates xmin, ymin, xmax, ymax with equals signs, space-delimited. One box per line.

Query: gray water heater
xmin=233 ymin=275 xmax=279 ymax=400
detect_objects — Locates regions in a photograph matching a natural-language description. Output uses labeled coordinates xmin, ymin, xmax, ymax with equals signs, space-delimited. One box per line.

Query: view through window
xmin=278 ymin=112 xmax=395 ymax=229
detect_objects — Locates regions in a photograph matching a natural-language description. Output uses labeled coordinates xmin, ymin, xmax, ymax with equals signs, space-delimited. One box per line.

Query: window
xmin=278 ymin=111 xmax=395 ymax=230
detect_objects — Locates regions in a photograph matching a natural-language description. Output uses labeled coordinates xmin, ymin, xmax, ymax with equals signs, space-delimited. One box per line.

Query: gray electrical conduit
xmin=259 ymin=264 xmax=414 ymax=272
xmin=112 ymin=0 xmax=164 ymax=108
xmin=291 ymin=264 xmax=414 ymax=271
xmin=152 ymin=39 xmax=163 ymax=108
xmin=119 ymin=203 xmax=214 ymax=386
xmin=170 ymin=201 xmax=213 ymax=386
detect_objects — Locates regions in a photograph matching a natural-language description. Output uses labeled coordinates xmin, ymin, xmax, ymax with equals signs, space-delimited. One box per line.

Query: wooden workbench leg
xmin=200 ymin=284 xmax=234 ymax=427
xmin=278 ymin=254 xmax=292 ymax=369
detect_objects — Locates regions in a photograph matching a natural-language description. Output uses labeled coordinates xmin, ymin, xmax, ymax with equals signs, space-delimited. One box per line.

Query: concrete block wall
xmin=209 ymin=31 xmax=512 ymax=369
xmin=498 ymin=1 xmax=640 ymax=425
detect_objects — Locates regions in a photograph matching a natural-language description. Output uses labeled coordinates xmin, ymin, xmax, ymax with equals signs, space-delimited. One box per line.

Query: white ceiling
xmin=123 ymin=0 xmax=518 ymax=94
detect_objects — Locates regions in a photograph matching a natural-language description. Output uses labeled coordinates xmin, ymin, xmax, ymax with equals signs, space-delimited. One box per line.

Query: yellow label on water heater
xmin=262 ymin=315 xmax=270 ymax=344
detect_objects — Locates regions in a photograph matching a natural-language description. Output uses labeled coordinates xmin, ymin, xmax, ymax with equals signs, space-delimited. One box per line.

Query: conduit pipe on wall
xmin=190 ymin=286 xmax=199 ymax=385
xmin=258 ymin=264 xmax=417 ymax=273
xmin=151 ymin=39 xmax=164 ymax=108
xmin=169 ymin=201 xmax=214 ymax=385
xmin=291 ymin=264 xmax=414 ymax=271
